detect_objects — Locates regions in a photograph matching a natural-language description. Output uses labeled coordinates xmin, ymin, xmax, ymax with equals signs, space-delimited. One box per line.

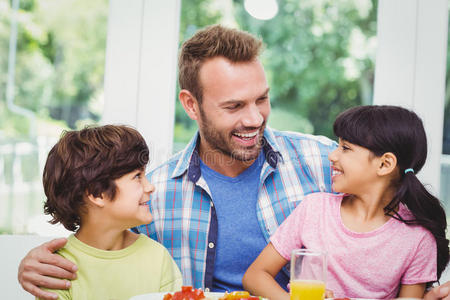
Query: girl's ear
xmin=86 ymin=193 xmax=106 ymax=208
xmin=179 ymin=89 xmax=200 ymax=121
xmin=377 ymin=152 xmax=398 ymax=176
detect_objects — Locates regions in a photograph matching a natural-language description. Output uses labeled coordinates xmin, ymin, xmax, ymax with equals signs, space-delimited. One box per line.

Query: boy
xmin=39 ymin=125 xmax=182 ymax=300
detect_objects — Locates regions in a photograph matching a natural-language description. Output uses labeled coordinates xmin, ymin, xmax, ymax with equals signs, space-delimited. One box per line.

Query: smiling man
xmin=135 ymin=25 xmax=335 ymax=292
xmin=18 ymin=25 xmax=450 ymax=300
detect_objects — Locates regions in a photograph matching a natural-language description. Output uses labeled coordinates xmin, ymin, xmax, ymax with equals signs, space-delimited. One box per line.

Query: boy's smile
xmin=103 ymin=168 xmax=154 ymax=229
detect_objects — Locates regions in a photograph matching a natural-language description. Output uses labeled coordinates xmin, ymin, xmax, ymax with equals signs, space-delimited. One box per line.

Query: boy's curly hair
xmin=43 ymin=125 xmax=149 ymax=231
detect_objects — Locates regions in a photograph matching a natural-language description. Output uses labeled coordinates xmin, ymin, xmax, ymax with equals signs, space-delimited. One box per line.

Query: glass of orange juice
xmin=290 ymin=249 xmax=327 ymax=300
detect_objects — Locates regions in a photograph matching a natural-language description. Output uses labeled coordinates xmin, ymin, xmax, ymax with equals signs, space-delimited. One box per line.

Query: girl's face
xmin=328 ymin=138 xmax=380 ymax=195
xmin=103 ymin=168 xmax=154 ymax=229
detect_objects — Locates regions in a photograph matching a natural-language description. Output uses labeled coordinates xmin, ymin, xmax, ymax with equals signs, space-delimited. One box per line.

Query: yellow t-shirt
xmin=39 ymin=233 xmax=182 ymax=300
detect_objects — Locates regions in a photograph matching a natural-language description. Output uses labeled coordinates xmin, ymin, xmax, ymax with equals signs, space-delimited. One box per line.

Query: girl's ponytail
xmin=385 ymin=171 xmax=449 ymax=281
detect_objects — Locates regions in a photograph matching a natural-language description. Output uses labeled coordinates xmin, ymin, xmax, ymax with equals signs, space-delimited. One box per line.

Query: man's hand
xmin=424 ymin=282 xmax=450 ymax=300
xmin=18 ymin=238 xmax=78 ymax=300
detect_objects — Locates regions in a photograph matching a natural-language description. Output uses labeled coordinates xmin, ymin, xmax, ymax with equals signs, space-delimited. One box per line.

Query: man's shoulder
xmin=147 ymin=151 xmax=184 ymax=178
xmin=269 ymin=129 xmax=336 ymax=150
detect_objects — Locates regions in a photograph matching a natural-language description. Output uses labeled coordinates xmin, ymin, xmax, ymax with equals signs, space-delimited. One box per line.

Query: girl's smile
xmin=328 ymin=138 xmax=380 ymax=195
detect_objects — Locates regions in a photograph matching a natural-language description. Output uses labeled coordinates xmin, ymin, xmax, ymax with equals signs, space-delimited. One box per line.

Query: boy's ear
xmin=377 ymin=152 xmax=397 ymax=176
xmin=179 ymin=89 xmax=200 ymax=121
xmin=86 ymin=193 xmax=106 ymax=208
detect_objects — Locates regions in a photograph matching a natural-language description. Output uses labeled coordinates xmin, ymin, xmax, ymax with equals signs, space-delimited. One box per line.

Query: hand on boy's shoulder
xmin=36 ymin=287 xmax=70 ymax=300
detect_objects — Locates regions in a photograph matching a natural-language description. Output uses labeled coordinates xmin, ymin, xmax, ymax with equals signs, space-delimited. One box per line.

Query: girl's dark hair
xmin=334 ymin=105 xmax=449 ymax=282
xmin=43 ymin=125 xmax=149 ymax=231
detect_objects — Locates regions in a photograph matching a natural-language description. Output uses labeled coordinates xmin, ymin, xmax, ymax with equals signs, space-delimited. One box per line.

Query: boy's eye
xmin=134 ymin=172 xmax=142 ymax=179
xmin=342 ymin=145 xmax=350 ymax=151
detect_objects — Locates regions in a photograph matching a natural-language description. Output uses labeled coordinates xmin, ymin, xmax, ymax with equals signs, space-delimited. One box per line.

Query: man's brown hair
xmin=43 ymin=125 xmax=149 ymax=231
xmin=178 ymin=24 xmax=263 ymax=104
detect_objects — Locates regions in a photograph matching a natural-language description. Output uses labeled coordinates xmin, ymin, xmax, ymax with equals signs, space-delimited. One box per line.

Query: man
xmin=18 ymin=25 xmax=450 ymax=300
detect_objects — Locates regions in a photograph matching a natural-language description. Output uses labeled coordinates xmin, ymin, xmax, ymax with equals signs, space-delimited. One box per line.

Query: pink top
xmin=270 ymin=193 xmax=437 ymax=299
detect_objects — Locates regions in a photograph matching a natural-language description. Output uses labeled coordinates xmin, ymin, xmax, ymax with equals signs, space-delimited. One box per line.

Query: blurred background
xmin=0 ymin=0 xmax=449 ymax=235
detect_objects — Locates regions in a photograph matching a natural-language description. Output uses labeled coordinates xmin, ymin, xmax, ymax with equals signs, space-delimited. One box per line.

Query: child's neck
xmin=341 ymin=186 xmax=397 ymax=232
xmin=75 ymin=224 xmax=138 ymax=251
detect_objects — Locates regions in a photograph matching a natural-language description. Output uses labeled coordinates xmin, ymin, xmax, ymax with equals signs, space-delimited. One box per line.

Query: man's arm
xmin=424 ymin=283 xmax=450 ymax=300
xmin=18 ymin=238 xmax=78 ymax=300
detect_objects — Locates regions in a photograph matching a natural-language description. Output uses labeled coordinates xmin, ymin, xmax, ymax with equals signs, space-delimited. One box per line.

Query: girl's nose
xmin=328 ymin=147 xmax=338 ymax=162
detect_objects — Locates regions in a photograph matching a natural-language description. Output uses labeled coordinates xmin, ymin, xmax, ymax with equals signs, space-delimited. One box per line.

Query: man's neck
xmin=198 ymin=145 xmax=258 ymax=178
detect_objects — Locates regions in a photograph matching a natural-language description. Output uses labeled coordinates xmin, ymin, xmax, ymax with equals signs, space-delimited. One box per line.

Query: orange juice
xmin=290 ymin=280 xmax=326 ymax=300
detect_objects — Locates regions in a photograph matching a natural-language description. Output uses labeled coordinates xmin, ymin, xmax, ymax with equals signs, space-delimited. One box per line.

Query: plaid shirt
xmin=133 ymin=128 xmax=336 ymax=289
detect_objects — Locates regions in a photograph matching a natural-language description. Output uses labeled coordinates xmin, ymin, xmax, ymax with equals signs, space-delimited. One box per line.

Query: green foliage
xmin=179 ymin=0 xmax=222 ymax=41
xmin=268 ymin=108 xmax=313 ymax=134
xmin=0 ymin=0 xmax=107 ymax=138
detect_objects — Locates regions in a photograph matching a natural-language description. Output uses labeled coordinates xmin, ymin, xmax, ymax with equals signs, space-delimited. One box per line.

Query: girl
xmin=243 ymin=105 xmax=449 ymax=299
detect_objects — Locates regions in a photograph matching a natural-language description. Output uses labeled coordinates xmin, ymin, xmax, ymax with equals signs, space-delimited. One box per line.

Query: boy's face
xmin=103 ymin=168 xmax=154 ymax=228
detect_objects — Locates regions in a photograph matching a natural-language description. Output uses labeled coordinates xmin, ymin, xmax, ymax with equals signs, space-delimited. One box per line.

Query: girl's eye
xmin=342 ymin=145 xmax=350 ymax=151
xmin=134 ymin=172 xmax=142 ymax=179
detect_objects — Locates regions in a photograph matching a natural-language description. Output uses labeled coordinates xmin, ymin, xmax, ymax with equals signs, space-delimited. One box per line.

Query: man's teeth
xmin=234 ymin=131 xmax=258 ymax=138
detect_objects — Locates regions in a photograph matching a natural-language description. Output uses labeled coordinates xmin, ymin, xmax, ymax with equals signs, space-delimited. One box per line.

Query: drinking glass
xmin=290 ymin=249 xmax=327 ymax=300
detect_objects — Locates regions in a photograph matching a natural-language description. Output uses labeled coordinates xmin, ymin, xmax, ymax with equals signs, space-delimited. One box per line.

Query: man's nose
xmin=242 ymin=105 xmax=264 ymax=128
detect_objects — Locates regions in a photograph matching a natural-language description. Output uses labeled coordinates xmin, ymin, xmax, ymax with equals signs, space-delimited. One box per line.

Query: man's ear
xmin=179 ymin=89 xmax=200 ymax=121
xmin=377 ymin=152 xmax=398 ymax=176
xmin=86 ymin=193 xmax=106 ymax=208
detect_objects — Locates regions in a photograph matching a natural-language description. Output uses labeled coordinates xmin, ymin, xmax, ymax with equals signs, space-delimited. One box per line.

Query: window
xmin=0 ymin=0 xmax=108 ymax=234
xmin=441 ymin=0 xmax=450 ymax=212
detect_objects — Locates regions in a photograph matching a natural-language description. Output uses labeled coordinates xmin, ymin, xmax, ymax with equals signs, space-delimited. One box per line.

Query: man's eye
xmin=227 ymin=104 xmax=240 ymax=110
xmin=257 ymin=96 xmax=268 ymax=102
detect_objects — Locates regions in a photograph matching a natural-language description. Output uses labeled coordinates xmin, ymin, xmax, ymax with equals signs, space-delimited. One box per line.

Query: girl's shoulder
xmin=298 ymin=192 xmax=344 ymax=214
xmin=395 ymin=204 xmax=436 ymax=240
xmin=303 ymin=192 xmax=345 ymax=205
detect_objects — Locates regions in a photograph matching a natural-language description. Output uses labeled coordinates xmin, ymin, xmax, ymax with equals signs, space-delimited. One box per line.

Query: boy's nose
xmin=143 ymin=177 xmax=155 ymax=193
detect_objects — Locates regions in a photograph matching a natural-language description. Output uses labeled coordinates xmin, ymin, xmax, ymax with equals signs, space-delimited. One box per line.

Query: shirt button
xmin=204 ymin=288 xmax=210 ymax=292
xmin=208 ymin=242 xmax=215 ymax=249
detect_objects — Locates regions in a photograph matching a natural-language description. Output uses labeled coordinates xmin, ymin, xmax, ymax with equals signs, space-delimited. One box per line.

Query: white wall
xmin=102 ymin=0 xmax=181 ymax=169
xmin=374 ymin=0 xmax=448 ymax=195
xmin=1 ymin=235 xmax=56 ymax=300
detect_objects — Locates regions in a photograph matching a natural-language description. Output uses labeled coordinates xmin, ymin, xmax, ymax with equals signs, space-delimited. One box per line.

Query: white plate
xmin=130 ymin=292 xmax=225 ymax=300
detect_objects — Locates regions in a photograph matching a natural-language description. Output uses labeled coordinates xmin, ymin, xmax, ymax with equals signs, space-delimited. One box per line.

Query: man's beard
xmin=198 ymin=108 xmax=265 ymax=162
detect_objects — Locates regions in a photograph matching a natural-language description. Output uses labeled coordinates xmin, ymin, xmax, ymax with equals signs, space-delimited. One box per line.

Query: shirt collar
xmin=171 ymin=127 xmax=283 ymax=182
